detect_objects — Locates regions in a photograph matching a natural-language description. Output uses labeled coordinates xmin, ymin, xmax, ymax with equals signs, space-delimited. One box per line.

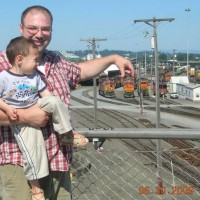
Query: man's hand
xmin=113 ymin=55 xmax=135 ymax=77
xmin=17 ymin=104 xmax=50 ymax=127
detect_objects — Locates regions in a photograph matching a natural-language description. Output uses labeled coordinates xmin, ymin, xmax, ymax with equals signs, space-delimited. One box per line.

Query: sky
xmin=0 ymin=0 xmax=199 ymax=53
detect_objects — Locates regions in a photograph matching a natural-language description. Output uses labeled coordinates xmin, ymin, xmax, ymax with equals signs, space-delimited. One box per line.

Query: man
xmin=0 ymin=5 xmax=134 ymax=200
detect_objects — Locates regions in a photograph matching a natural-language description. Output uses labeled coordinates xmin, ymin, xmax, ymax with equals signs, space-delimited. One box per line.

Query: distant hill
xmin=53 ymin=49 xmax=200 ymax=64
xmin=67 ymin=49 xmax=200 ymax=63
xmin=68 ymin=49 xmax=136 ymax=59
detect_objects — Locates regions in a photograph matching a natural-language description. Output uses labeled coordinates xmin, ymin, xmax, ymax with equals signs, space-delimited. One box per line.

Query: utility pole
xmin=81 ymin=38 xmax=107 ymax=128
xmin=143 ymin=31 xmax=149 ymax=76
xmin=138 ymin=62 xmax=143 ymax=114
xmin=134 ymin=17 xmax=175 ymax=189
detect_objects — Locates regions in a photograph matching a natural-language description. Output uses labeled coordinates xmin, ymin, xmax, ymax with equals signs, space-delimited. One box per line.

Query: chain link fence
xmin=71 ymin=138 xmax=200 ymax=200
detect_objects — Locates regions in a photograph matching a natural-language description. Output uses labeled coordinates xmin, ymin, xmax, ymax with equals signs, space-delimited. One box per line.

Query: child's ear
xmin=16 ymin=55 xmax=24 ymax=65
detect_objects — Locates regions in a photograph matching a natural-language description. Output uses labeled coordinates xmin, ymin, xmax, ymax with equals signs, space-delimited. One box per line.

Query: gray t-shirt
xmin=0 ymin=70 xmax=46 ymax=108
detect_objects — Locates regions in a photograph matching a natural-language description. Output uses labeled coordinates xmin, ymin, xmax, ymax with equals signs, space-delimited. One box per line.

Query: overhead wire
xmin=105 ymin=23 xmax=152 ymax=41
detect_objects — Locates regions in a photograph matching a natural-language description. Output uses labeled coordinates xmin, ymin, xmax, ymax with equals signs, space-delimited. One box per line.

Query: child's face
xmin=21 ymin=47 xmax=39 ymax=75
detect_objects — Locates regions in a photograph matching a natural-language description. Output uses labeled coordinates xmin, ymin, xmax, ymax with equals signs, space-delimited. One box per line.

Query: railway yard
xmin=70 ymin=86 xmax=200 ymax=200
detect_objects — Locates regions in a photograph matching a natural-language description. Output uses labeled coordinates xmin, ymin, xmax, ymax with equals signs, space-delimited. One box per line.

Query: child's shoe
xmin=59 ymin=130 xmax=89 ymax=147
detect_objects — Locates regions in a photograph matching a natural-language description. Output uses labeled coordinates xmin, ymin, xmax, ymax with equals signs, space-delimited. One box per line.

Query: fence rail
xmin=78 ymin=128 xmax=200 ymax=139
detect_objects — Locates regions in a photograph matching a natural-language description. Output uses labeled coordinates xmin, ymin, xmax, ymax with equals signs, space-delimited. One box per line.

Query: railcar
xmin=189 ymin=67 xmax=196 ymax=77
xmin=152 ymin=81 xmax=168 ymax=97
xmin=163 ymin=73 xmax=171 ymax=82
xmin=98 ymin=78 xmax=115 ymax=98
xmin=175 ymin=67 xmax=185 ymax=75
xmin=123 ymin=77 xmax=135 ymax=98
xmin=196 ymin=70 xmax=200 ymax=82
xmin=159 ymin=69 xmax=171 ymax=82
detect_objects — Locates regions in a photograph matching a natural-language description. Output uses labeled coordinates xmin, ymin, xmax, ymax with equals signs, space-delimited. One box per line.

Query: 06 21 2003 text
xmin=138 ymin=186 xmax=195 ymax=195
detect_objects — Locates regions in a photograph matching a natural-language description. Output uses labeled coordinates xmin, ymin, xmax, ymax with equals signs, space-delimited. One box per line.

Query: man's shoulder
xmin=42 ymin=50 xmax=75 ymax=66
xmin=43 ymin=50 xmax=60 ymax=60
xmin=0 ymin=51 xmax=12 ymax=71
xmin=0 ymin=51 xmax=7 ymax=60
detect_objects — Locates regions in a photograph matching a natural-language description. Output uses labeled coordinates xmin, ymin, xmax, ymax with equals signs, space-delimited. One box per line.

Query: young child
xmin=0 ymin=36 xmax=88 ymax=200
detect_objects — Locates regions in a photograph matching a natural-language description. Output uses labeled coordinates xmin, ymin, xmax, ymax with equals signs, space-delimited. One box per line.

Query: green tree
xmin=159 ymin=53 xmax=168 ymax=61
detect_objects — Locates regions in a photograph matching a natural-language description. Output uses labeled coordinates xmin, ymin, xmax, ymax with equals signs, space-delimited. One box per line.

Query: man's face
xmin=20 ymin=10 xmax=52 ymax=54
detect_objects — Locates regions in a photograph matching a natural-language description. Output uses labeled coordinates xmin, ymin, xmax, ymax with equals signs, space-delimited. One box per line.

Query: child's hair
xmin=6 ymin=36 xmax=38 ymax=65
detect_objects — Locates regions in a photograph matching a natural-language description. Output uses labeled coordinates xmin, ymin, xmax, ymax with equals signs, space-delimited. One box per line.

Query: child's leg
xmin=38 ymin=95 xmax=72 ymax=134
xmin=38 ymin=95 xmax=88 ymax=147
xmin=11 ymin=125 xmax=49 ymax=180
xmin=29 ymin=179 xmax=45 ymax=200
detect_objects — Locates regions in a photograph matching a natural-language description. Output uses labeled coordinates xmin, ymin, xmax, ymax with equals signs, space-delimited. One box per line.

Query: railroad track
xmin=80 ymin=88 xmax=200 ymax=117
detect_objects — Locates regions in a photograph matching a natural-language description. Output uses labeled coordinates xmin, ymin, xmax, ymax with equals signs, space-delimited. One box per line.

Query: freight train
xmin=99 ymin=75 xmax=169 ymax=98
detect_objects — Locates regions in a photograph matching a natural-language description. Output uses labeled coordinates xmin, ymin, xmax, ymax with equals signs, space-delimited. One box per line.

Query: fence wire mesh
xmin=71 ymin=139 xmax=200 ymax=200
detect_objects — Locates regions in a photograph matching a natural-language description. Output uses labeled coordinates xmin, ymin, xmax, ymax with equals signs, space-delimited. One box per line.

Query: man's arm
xmin=0 ymin=104 xmax=50 ymax=127
xmin=79 ymin=54 xmax=135 ymax=81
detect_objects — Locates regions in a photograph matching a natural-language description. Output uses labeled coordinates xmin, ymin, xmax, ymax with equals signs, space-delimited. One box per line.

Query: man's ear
xmin=16 ymin=55 xmax=24 ymax=65
xmin=19 ymin=24 xmax=23 ymax=35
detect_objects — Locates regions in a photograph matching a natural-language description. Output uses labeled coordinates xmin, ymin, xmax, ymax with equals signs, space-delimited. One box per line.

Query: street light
xmin=185 ymin=8 xmax=191 ymax=78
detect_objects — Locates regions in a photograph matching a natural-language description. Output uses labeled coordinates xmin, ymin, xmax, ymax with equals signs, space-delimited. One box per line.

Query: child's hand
xmin=6 ymin=107 xmax=18 ymax=120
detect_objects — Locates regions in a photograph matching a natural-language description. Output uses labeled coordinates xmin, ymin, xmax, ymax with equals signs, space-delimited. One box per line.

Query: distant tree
xmin=159 ymin=53 xmax=168 ymax=61
xmin=65 ymin=49 xmax=200 ymax=63
xmin=176 ymin=53 xmax=186 ymax=61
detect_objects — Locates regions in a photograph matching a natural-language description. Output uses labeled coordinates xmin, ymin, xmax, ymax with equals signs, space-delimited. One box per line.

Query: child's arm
xmin=39 ymin=89 xmax=52 ymax=98
xmin=0 ymin=99 xmax=18 ymax=120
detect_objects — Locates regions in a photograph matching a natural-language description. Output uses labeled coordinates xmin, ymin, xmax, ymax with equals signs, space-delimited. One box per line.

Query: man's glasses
xmin=22 ymin=24 xmax=52 ymax=35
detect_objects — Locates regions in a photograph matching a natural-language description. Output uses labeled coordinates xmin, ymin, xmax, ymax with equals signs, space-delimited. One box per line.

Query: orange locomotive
xmin=138 ymin=79 xmax=149 ymax=96
xmin=123 ymin=76 xmax=135 ymax=98
xmin=98 ymin=77 xmax=115 ymax=98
